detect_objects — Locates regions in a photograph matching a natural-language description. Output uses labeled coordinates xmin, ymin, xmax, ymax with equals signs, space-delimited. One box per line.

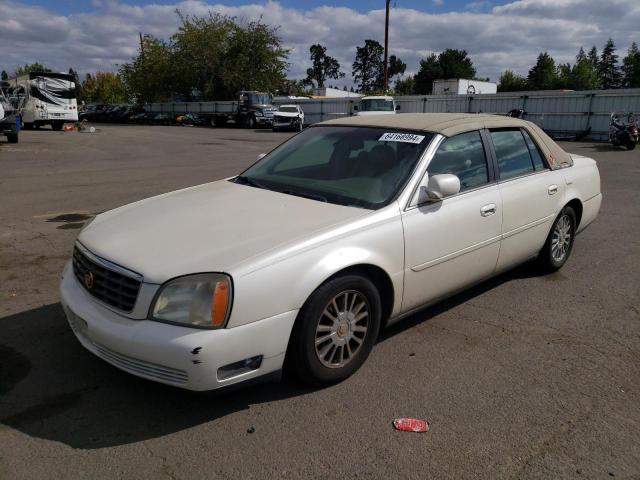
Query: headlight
xmin=150 ymin=273 xmax=232 ymax=329
xmin=254 ymin=111 xmax=263 ymax=117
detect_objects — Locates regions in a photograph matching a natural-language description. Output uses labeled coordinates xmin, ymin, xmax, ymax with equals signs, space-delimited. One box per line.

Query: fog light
xmin=217 ymin=355 xmax=263 ymax=381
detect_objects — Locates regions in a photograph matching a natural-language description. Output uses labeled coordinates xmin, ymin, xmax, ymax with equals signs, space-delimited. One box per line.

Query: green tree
xmin=82 ymin=72 xmax=127 ymax=104
xmin=599 ymin=38 xmax=621 ymax=89
xmin=622 ymin=42 xmax=640 ymax=88
xmin=1 ymin=70 xmax=8 ymax=81
xmin=588 ymin=46 xmax=599 ymax=68
xmin=394 ymin=75 xmax=415 ymax=95
xmin=497 ymin=70 xmax=528 ymax=92
xmin=555 ymin=63 xmax=573 ymax=89
xmin=352 ymin=39 xmax=384 ymax=93
xmin=527 ymin=52 xmax=557 ymax=90
xmin=414 ymin=54 xmax=443 ymax=94
xmin=438 ymin=49 xmax=476 ymax=79
xmin=571 ymin=58 xmax=600 ymax=90
xmin=120 ymin=34 xmax=173 ymax=103
xmin=387 ymin=55 xmax=407 ymax=83
xmin=68 ymin=68 xmax=82 ymax=102
xmin=14 ymin=63 xmax=51 ymax=76
xmin=304 ymin=44 xmax=344 ymax=88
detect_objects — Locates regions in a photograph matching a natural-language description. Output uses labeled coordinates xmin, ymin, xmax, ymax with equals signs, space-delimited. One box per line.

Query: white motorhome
xmin=10 ymin=71 xmax=78 ymax=130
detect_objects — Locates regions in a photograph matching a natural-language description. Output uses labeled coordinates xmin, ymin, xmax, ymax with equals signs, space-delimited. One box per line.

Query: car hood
xmin=356 ymin=111 xmax=396 ymax=116
xmin=78 ymin=180 xmax=367 ymax=284
xmin=274 ymin=111 xmax=300 ymax=118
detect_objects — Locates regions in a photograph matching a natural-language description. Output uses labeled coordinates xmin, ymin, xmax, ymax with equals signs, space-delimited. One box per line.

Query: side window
xmin=522 ymin=129 xmax=548 ymax=171
xmin=490 ymin=129 xmax=534 ymax=180
xmin=427 ymin=131 xmax=489 ymax=192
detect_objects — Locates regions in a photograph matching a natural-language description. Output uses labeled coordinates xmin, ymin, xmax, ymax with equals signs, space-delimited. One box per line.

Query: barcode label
xmin=378 ymin=132 xmax=425 ymax=144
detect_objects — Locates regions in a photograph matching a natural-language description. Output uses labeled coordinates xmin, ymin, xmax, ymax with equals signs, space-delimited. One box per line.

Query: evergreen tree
xmin=497 ymin=70 xmax=528 ymax=92
xmin=413 ymin=54 xmax=443 ymax=94
xmin=599 ymin=38 xmax=621 ymax=89
xmin=352 ymin=39 xmax=384 ymax=93
xmin=622 ymin=42 xmax=640 ymax=88
xmin=588 ymin=46 xmax=599 ymax=68
xmin=527 ymin=52 xmax=557 ymax=90
xmin=571 ymin=58 xmax=601 ymax=90
xmin=1 ymin=70 xmax=8 ymax=81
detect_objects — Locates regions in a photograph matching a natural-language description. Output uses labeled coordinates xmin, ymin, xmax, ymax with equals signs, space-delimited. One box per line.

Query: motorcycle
xmin=609 ymin=112 xmax=638 ymax=151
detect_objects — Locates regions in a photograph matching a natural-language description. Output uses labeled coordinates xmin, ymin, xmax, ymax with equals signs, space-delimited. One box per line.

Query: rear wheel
xmin=287 ymin=275 xmax=381 ymax=386
xmin=538 ymin=206 xmax=576 ymax=271
xmin=626 ymin=139 xmax=636 ymax=150
xmin=246 ymin=115 xmax=256 ymax=129
xmin=6 ymin=133 xmax=18 ymax=143
xmin=51 ymin=121 xmax=63 ymax=131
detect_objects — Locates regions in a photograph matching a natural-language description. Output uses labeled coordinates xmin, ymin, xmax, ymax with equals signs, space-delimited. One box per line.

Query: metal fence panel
xmin=145 ymin=88 xmax=640 ymax=139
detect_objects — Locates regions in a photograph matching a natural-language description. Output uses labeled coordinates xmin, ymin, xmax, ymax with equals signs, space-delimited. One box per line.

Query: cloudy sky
xmin=2 ymin=0 xmax=639 ymax=85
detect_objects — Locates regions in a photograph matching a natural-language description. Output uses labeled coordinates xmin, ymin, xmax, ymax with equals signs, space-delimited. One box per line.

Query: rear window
xmin=490 ymin=129 xmax=535 ymax=180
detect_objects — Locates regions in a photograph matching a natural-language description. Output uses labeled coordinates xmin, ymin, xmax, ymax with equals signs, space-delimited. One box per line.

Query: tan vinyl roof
xmin=320 ymin=113 xmax=573 ymax=168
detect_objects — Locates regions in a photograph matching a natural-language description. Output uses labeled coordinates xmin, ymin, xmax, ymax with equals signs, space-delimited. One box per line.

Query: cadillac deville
xmin=60 ymin=113 xmax=602 ymax=390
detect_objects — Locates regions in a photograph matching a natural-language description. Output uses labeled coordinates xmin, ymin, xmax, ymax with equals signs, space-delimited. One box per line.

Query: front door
xmin=401 ymin=131 xmax=502 ymax=312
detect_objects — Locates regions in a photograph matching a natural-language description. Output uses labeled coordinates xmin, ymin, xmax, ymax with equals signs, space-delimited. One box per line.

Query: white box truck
xmin=432 ymin=79 xmax=497 ymax=95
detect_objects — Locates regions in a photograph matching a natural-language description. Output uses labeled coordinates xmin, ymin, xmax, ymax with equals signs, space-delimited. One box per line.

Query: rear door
xmin=487 ymin=128 xmax=566 ymax=271
xmin=401 ymin=130 xmax=502 ymax=312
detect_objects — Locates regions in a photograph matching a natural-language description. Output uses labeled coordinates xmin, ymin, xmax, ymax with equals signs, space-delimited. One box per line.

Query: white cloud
xmin=0 ymin=0 xmax=638 ymax=85
xmin=432 ymin=0 xmax=445 ymax=6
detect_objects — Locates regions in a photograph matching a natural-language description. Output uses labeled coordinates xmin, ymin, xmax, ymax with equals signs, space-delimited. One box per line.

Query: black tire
xmin=246 ymin=115 xmax=256 ymax=129
xmin=626 ymin=140 xmax=636 ymax=151
xmin=286 ymin=275 xmax=382 ymax=386
xmin=272 ymin=126 xmax=278 ymax=132
xmin=6 ymin=133 xmax=18 ymax=144
xmin=23 ymin=123 xmax=33 ymax=130
xmin=538 ymin=206 xmax=577 ymax=271
xmin=51 ymin=122 xmax=63 ymax=131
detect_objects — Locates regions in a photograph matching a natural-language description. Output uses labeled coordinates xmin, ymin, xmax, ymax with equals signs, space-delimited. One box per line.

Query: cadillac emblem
xmin=84 ymin=271 xmax=94 ymax=289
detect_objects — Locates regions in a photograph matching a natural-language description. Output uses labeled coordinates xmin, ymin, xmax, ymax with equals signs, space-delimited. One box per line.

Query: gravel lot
xmin=1 ymin=125 xmax=639 ymax=479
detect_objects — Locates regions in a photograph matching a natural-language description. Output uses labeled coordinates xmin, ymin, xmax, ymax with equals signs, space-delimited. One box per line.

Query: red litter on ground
xmin=393 ymin=418 xmax=430 ymax=433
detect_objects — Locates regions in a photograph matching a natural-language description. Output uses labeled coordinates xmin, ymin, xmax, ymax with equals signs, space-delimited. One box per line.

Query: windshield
xmin=279 ymin=106 xmax=298 ymax=113
xmin=236 ymin=126 xmax=432 ymax=209
xmin=361 ymin=99 xmax=394 ymax=111
xmin=247 ymin=93 xmax=271 ymax=105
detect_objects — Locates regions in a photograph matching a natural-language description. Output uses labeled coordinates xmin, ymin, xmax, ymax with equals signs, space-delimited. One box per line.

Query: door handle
xmin=480 ymin=204 xmax=497 ymax=217
xmin=548 ymin=185 xmax=558 ymax=195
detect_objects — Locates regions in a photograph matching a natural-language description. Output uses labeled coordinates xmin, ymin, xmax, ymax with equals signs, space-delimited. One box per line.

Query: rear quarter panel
xmin=563 ymin=154 xmax=602 ymax=232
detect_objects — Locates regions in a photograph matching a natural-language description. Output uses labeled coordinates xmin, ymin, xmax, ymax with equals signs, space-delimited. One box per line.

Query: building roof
xmin=320 ymin=113 xmax=572 ymax=168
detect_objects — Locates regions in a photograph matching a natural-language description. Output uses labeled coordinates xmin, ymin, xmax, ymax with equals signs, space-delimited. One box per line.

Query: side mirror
xmin=421 ymin=174 xmax=460 ymax=201
xmin=353 ymin=105 xmax=359 ymax=111
xmin=395 ymin=104 xmax=401 ymax=111
xmin=257 ymin=153 xmax=267 ymax=161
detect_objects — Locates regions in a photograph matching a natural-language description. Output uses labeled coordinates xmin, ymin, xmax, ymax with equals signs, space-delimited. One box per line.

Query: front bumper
xmin=60 ymin=261 xmax=298 ymax=391
xmin=255 ymin=116 xmax=273 ymax=125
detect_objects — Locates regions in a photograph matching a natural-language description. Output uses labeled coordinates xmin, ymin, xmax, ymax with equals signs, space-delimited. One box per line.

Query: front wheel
xmin=246 ymin=115 xmax=256 ymax=129
xmin=287 ymin=275 xmax=382 ymax=386
xmin=626 ymin=139 xmax=636 ymax=150
xmin=538 ymin=206 xmax=576 ymax=271
xmin=6 ymin=133 xmax=18 ymax=143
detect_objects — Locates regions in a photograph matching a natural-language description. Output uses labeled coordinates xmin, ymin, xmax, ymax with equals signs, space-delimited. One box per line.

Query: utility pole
xmin=139 ymin=32 xmax=145 ymax=56
xmin=383 ymin=0 xmax=391 ymax=92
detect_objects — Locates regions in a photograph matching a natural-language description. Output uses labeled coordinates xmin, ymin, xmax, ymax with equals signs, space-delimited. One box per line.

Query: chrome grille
xmin=93 ymin=342 xmax=188 ymax=384
xmin=72 ymin=246 xmax=141 ymax=312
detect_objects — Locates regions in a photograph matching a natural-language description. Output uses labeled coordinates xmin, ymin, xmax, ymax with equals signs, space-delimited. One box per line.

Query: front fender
xmin=227 ymin=207 xmax=405 ymax=328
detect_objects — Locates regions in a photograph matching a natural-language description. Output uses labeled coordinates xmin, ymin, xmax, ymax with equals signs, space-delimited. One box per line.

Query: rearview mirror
xmin=257 ymin=153 xmax=267 ymax=161
xmin=421 ymin=174 xmax=460 ymax=201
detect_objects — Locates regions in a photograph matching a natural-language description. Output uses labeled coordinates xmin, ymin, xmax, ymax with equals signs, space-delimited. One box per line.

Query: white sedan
xmin=60 ymin=113 xmax=602 ymax=391
xmin=272 ymin=104 xmax=304 ymax=131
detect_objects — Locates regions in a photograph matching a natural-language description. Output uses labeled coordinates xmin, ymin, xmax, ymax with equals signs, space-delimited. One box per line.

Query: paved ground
xmin=0 ymin=125 xmax=639 ymax=479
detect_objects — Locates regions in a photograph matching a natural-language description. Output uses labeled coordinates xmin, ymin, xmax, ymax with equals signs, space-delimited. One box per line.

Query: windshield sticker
xmin=378 ymin=132 xmax=425 ymax=144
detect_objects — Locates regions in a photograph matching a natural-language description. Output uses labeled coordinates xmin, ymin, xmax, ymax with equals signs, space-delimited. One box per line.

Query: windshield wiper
xmin=234 ymin=175 xmax=268 ymax=190
xmin=280 ymin=189 xmax=328 ymax=203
